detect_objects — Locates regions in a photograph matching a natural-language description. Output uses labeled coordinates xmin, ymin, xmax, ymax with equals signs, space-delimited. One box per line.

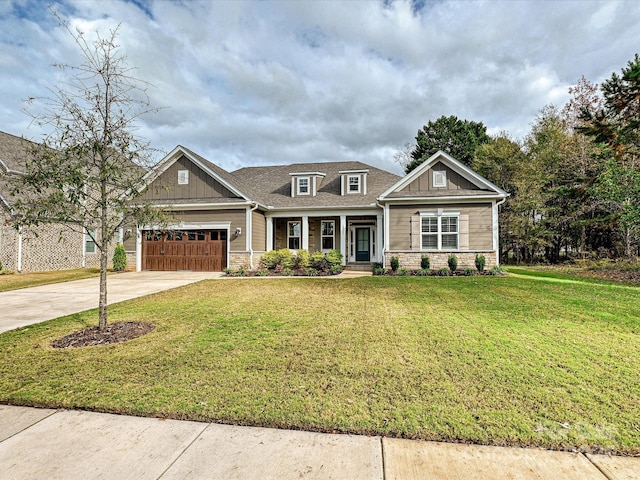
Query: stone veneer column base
xmin=384 ymin=251 xmax=497 ymax=270
xmin=229 ymin=251 xmax=251 ymax=269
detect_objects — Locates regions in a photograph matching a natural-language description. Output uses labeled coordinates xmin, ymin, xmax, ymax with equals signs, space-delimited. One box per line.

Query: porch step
xmin=345 ymin=262 xmax=373 ymax=271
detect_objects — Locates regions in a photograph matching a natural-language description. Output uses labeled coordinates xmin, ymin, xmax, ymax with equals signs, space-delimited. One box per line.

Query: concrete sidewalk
xmin=0 ymin=405 xmax=637 ymax=480
xmin=0 ymin=271 xmax=222 ymax=334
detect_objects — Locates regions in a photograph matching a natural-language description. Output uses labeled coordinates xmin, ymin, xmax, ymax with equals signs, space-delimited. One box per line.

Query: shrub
xmin=390 ymin=256 xmax=400 ymax=272
xmin=282 ymin=267 xmax=294 ymax=276
xmin=420 ymin=255 xmax=430 ymax=270
xmin=488 ymin=265 xmax=504 ymax=276
xmin=372 ymin=262 xmax=383 ymax=273
xmin=236 ymin=265 xmax=247 ymax=276
xmin=463 ymin=267 xmax=476 ymax=276
xmin=329 ymin=264 xmax=343 ymax=275
xmin=373 ymin=266 xmax=386 ymax=276
xmin=475 ymin=254 xmax=486 ymax=272
xmin=261 ymin=249 xmax=293 ymax=269
xmin=310 ymin=251 xmax=328 ymax=271
xmin=223 ymin=267 xmax=232 ymax=275
xmin=306 ymin=267 xmax=318 ymax=276
xmin=293 ymin=249 xmax=310 ymax=269
xmin=256 ymin=268 xmax=269 ymax=276
xmin=436 ymin=267 xmax=451 ymax=276
xmin=397 ymin=268 xmax=410 ymax=276
xmin=417 ymin=268 xmax=430 ymax=276
xmin=0 ymin=260 xmax=3 ymax=271
xmin=326 ymin=249 xmax=343 ymax=268
xmin=260 ymin=250 xmax=280 ymax=269
xmin=447 ymin=254 xmax=458 ymax=272
xmin=278 ymin=249 xmax=293 ymax=269
xmin=112 ymin=243 xmax=127 ymax=272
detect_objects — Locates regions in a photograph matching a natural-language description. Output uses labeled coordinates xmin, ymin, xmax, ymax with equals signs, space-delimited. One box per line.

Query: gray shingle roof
xmin=0 ymin=131 xmax=37 ymax=208
xmin=232 ymin=161 xmax=401 ymax=208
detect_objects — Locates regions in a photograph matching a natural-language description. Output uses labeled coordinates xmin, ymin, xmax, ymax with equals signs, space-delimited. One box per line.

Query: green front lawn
xmin=0 ymin=268 xmax=100 ymax=292
xmin=1 ymin=275 xmax=639 ymax=454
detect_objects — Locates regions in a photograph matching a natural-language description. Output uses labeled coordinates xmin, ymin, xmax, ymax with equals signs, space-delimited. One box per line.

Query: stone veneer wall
xmin=385 ymin=251 xmax=497 ymax=270
xmin=229 ymin=251 xmax=251 ymax=269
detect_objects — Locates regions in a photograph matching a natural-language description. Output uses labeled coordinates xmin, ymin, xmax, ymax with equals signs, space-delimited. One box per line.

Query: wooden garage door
xmin=142 ymin=230 xmax=227 ymax=271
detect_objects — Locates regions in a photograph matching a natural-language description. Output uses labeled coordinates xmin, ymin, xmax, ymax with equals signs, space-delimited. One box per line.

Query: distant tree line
xmin=402 ymin=54 xmax=640 ymax=263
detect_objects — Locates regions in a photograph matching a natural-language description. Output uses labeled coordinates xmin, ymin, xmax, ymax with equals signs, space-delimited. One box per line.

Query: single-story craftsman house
xmin=131 ymin=145 xmax=508 ymax=271
xmin=0 ymin=130 xmax=116 ymax=272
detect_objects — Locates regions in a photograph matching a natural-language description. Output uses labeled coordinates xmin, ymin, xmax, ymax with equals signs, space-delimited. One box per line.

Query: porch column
xmin=340 ymin=215 xmax=347 ymax=265
xmin=266 ymin=216 xmax=274 ymax=251
xmin=136 ymin=227 xmax=142 ymax=272
xmin=376 ymin=213 xmax=383 ymax=262
xmin=302 ymin=215 xmax=309 ymax=250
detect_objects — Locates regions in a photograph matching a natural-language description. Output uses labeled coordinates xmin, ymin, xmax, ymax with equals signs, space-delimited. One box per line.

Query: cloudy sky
xmin=1 ymin=0 xmax=639 ymax=174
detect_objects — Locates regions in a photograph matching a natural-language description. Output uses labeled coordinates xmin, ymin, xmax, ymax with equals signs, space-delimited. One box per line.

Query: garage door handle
xmin=205 ymin=251 xmax=209 ymax=255
xmin=161 ymin=250 xmax=165 ymax=255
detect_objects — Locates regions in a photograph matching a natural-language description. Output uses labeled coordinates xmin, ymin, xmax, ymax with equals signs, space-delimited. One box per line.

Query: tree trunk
xmin=98 ymin=243 xmax=108 ymax=330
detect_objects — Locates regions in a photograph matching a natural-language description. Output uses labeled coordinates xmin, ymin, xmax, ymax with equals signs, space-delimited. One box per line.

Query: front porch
xmin=266 ymin=212 xmax=383 ymax=265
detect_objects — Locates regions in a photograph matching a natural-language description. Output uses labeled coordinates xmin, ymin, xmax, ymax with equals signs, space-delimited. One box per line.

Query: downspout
xmin=17 ymin=226 xmax=23 ymax=273
xmin=248 ymin=202 xmax=259 ymax=269
xmin=82 ymin=227 xmax=87 ymax=268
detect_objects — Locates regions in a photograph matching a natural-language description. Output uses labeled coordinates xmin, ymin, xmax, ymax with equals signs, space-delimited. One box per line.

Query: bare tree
xmin=12 ymin=11 xmax=166 ymax=329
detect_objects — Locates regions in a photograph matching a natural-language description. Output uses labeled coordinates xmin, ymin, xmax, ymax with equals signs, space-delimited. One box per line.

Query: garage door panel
xmin=142 ymin=229 xmax=227 ymax=272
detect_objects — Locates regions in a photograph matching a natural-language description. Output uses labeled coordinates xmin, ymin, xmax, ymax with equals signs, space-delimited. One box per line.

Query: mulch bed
xmin=51 ymin=322 xmax=155 ymax=349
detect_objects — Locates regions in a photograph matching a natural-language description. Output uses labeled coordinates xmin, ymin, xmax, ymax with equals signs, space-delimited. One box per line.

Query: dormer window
xmin=348 ymin=175 xmax=360 ymax=193
xmin=289 ymin=171 xmax=325 ymax=197
xmin=297 ymin=177 xmax=310 ymax=195
xmin=339 ymin=169 xmax=368 ymax=196
xmin=433 ymin=170 xmax=447 ymax=188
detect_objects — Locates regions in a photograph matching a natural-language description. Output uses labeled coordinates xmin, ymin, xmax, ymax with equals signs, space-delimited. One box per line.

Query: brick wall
xmin=0 ymin=217 xmax=117 ymax=273
xmin=0 ymin=211 xmax=18 ymax=271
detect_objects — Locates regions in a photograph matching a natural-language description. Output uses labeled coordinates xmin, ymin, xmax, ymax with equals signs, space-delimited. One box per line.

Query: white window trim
xmin=420 ymin=212 xmax=459 ymax=250
xmin=85 ymin=228 xmax=97 ymax=254
xmin=347 ymin=175 xmax=361 ymax=194
xmin=297 ymin=177 xmax=310 ymax=196
xmin=321 ymin=220 xmax=335 ymax=251
xmin=178 ymin=169 xmax=189 ymax=185
xmin=288 ymin=221 xmax=301 ymax=249
xmin=433 ymin=170 xmax=447 ymax=188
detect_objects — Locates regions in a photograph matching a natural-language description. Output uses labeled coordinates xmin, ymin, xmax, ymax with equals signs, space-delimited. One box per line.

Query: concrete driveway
xmin=0 ymin=271 xmax=222 ymax=334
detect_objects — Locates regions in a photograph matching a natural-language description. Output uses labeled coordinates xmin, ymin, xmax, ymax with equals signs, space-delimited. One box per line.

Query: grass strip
xmin=0 ymin=269 xmax=100 ymax=292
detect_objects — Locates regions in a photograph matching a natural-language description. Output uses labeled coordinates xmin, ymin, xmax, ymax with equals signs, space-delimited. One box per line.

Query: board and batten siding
xmin=140 ymin=155 xmax=239 ymax=201
xmin=401 ymin=162 xmax=480 ymax=192
xmin=388 ymin=203 xmax=493 ymax=251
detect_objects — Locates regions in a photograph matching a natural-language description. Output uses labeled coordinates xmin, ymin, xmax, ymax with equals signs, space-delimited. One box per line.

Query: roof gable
xmin=140 ymin=146 xmax=253 ymax=202
xmin=379 ymin=150 xmax=508 ymax=200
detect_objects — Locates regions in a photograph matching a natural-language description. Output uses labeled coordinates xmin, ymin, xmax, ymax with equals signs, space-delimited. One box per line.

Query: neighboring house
xmin=133 ymin=145 xmax=508 ymax=271
xmin=0 ymin=131 xmax=112 ymax=272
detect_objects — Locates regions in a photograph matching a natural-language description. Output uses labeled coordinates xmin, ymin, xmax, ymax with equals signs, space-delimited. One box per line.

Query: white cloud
xmin=1 ymin=0 xmax=639 ymax=173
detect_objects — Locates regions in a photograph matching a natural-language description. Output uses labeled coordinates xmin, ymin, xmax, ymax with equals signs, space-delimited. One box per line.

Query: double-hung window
xmin=321 ymin=220 xmax=335 ymax=250
xmin=297 ymin=177 xmax=310 ymax=195
xmin=421 ymin=214 xmax=458 ymax=250
xmin=348 ymin=175 xmax=360 ymax=193
xmin=288 ymin=221 xmax=301 ymax=249
xmin=85 ymin=228 xmax=97 ymax=254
